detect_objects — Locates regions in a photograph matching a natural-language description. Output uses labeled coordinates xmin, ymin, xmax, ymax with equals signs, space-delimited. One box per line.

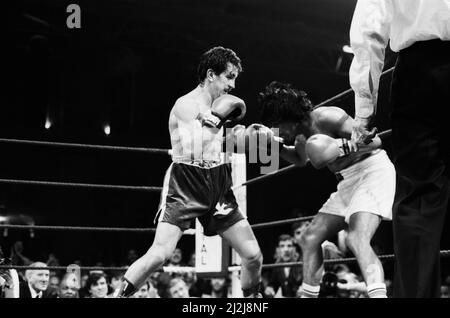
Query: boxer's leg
xmin=116 ymin=222 xmax=183 ymax=297
xmin=220 ymin=219 xmax=263 ymax=297
xmin=346 ymin=212 xmax=386 ymax=298
xmin=299 ymin=213 xmax=346 ymax=297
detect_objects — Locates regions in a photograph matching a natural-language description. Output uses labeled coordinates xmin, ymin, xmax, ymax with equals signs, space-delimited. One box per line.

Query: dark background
xmin=2 ymin=0 xmax=449 ymax=277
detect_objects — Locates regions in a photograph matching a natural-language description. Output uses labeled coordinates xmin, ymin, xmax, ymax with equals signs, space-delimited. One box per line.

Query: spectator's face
xmin=278 ymin=240 xmax=295 ymax=262
xmin=28 ymin=270 xmax=49 ymax=292
xmin=211 ymin=278 xmax=226 ymax=292
xmin=133 ymin=284 xmax=150 ymax=298
xmin=170 ymin=248 xmax=182 ymax=265
xmin=49 ymin=276 xmax=60 ymax=289
xmin=89 ymin=277 xmax=108 ymax=298
xmin=169 ymin=280 xmax=189 ymax=298
xmin=59 ymin=278 xmax=79 ymax=298
xmin=110 ymin=276 xmax=122 ymax=290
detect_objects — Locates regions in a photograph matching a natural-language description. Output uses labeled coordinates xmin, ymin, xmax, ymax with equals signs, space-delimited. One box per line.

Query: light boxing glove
xmin=305 ymin=134 xmax=358 ymax=169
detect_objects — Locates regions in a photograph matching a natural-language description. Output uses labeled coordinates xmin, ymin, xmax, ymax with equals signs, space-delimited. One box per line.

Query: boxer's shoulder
xmin=312 ymin=106 xmax=348 ymax=124
xmin=312 ymin=106 xmax=350 ymax=136
xmin=172 ymin=95 xmax=202 ymax=121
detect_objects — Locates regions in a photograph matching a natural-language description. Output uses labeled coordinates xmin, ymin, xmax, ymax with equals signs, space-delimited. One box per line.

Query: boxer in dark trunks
xmin=116 ymin=47 xmax=263 ymax=298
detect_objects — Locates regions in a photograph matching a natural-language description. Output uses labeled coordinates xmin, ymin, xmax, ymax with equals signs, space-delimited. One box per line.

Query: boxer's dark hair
xmin=197 ymin=46 xmax=242 ymax=84
xmin=258 ymin=81 xmax=314 ymax=127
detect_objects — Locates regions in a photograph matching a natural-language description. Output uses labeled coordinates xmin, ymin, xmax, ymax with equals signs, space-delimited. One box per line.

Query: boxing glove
xmin=306 ymin=134 xmax=358 ymax=169
xmin=211 ymin=94 xmax=246 ymax=128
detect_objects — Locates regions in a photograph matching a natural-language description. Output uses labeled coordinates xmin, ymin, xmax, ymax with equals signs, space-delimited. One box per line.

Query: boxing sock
xmin=367 ymin=283 xmax=387 ymax=298
xmin=117 ymin=278 xmax=137 ymax=298
xmin=300 ymin=282 xmax=320 ymax=298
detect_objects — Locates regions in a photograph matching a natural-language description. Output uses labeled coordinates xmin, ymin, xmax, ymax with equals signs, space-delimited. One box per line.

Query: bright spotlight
xmin=104 ymin=124 xmax=111 ymax=136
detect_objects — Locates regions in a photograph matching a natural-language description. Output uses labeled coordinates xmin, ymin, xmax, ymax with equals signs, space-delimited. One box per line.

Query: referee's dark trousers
xmin=391 ymin=39 xmax=450 ymax=298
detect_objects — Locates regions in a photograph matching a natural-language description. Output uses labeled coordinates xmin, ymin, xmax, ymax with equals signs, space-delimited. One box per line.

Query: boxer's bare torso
xmin=169 ymin=86 xmax=224 ymax=163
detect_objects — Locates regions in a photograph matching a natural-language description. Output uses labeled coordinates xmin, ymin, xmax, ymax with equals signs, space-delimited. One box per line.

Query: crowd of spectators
xmin=1 ymin=220 xmax=450 ymax=298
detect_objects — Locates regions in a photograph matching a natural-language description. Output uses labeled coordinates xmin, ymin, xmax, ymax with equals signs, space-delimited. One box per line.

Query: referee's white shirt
xmin=349 ymin=0 xmax=450 ymax=120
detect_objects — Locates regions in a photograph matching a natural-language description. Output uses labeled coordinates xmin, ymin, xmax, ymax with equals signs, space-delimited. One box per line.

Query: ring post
xmin=230 ymin=153 xmax=247 ymax=297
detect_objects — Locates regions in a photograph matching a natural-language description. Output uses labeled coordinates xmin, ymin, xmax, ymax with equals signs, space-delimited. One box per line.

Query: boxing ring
xmin=2 ymin=66 xmax=450 ymax=297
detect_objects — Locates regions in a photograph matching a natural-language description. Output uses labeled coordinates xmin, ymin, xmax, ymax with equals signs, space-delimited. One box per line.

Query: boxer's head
xmin=197 ymin=47 xmax=242 ymax=98
xmin=259 ymin=81 xmax=313 ymax=145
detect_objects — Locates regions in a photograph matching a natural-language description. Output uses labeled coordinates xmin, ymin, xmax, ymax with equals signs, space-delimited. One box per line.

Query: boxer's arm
xmin=279 ymin=135 xmax=308 ymax=167
xmin=245 ymin=124 xmax=308 ymax=166
xmin=317 ymin=106 xmax=382 ymax=151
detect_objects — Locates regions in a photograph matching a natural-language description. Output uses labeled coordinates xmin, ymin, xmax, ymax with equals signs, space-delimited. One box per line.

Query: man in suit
xmin=265 ymin=234 xmax=302 ymax=298
xmin=19 ymin=262 xmax=51 ymax=298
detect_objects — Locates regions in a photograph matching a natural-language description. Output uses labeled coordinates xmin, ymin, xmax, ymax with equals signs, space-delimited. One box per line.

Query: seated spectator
xmin=167 ymin=277 xmax=190 ymax=298
xmin=265 ymin=234 xmax=302 ymax=298
xmin=202 ymin=276 xmax=229 ymax=298
xmin=108 ymin=270 xmax=124 ymax=297
xmin=0 ymin=250 xmax=20 ymax=298
xmin=46 ymin=253 xmax=60 ymax=267
xmin=83 ymin=272 xmax=109 ymax=298
xmin=20 ymin=262 xmax=54 ymax=298
xmin=10 ymin=241 xmax=32 ymax=267
xmin=46 ymin=272 xmax=60 ymax=298
xmin=58 ymin=273 xmax=80 ymax=298
xmin=167 ymin=247 xmax=184 ymax=267
xmin=133 ymin=279 xmax=160 ymax=298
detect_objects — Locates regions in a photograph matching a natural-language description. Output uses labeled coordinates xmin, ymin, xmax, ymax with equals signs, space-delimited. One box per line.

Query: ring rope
xmin=313 ymin=67 xmax=394 ymax=109
xmin=228 ymin=250 xmax=450 ymax=272
xmin=232 ymin=164 xmax=298 ymax=191
xmin=0 ymin=216 xmax=314 ymax=233
xmin=0 ymin=178 xmax=162 ymax=192
xmin=2 ymin=250 xmax=449 ymax=273
xmin=0 ymin=224 xmax=156 ymax=233
xmin=250 ymin=216 xmax=314 ymax=230
xmin=0 ymin=224 xmax=195 ymax=235
xmin=0 ymin=138 xmax=170 ymax=155
xmin=0 ymin=265 xmax=195 ymax=274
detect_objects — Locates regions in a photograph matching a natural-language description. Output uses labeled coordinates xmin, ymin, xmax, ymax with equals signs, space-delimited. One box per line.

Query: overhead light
xmin=104 ymin=124 xmax=111 ymax=136
xmin=342 ymin=45 xmax=353 ymax=54
xmin=45 ymin=117 xmax=52 ymax=129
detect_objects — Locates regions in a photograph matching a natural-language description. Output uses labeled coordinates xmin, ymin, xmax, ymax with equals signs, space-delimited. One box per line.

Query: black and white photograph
xmin=1 ymin=0 xmax=450 ymax=305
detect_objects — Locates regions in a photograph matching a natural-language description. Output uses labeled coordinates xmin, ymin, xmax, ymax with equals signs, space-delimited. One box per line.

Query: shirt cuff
xmin=354 ymin=95 xmax=375 ymax=119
